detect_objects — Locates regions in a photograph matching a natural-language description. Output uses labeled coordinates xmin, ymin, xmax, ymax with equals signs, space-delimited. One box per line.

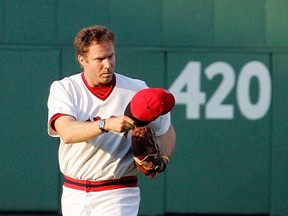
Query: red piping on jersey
xmin=64 ymin=175 xmax=138 ymax=192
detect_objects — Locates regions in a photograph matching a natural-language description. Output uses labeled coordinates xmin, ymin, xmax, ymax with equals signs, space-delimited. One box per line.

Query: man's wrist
xmin=161 ymin=155 xmax=170 ymax=164
xmin=158 ymin=155 xmax=170 ymax=173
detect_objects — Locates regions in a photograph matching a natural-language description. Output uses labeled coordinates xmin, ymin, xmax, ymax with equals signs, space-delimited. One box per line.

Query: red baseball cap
xmin=124 ymin=88 xmax=175 ymax=126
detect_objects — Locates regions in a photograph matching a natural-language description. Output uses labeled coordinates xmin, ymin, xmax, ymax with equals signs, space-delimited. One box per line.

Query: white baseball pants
xmin=61 ymin=186 xmax=140 ymax=216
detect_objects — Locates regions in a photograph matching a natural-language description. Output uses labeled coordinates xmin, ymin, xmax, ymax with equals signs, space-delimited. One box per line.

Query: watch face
xmin=98 ymin=119 xmax=108 ymax=133
xmin=98 ymin=120 xmax=104 ymax=129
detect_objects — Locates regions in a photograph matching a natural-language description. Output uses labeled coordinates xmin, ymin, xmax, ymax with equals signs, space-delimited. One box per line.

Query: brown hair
xmin=73 ymin=25 xmax=115 ymax=57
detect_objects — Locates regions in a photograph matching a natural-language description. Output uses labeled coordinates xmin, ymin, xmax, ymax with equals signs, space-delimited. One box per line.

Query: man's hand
xmin=105 ymin=116 xmax=135 ymax=133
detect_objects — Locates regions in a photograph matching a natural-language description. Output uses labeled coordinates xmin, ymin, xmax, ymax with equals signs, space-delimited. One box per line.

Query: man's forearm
xmin=157 ymin=124 xmax=176 ymax=158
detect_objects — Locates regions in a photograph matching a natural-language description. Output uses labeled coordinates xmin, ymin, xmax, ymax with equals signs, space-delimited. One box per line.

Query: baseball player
xmin=47 ymin=25 xmax=176 ymax=216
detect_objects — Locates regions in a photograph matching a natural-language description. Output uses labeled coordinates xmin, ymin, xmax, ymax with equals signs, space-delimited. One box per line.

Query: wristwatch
xmin=98 ymin=119 xmax=108 ymax=133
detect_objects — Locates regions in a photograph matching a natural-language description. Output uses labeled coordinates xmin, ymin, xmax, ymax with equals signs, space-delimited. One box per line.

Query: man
xmin=47 ymin=25 xmax=176 ymax=216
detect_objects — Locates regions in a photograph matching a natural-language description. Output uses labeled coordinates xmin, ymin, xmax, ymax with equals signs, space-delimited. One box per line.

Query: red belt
xmin=64 ymin=175 xmax=138 ymax=192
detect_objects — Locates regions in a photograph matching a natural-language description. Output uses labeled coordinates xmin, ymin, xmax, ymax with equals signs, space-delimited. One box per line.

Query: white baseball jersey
xmin=47 ymin=72 xmax=171 ymax=181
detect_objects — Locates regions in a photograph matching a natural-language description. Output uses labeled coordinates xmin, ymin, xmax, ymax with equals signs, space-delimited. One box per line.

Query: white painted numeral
xmin=168 ymin=62 xmax=206 ymax=119
xmin=169 ymin=61 xmax=271 ymax=120
xmin=237 ymin=61 xmax=271 ymax=120
xmin=205 ymin=62 xmax=235 ymax=119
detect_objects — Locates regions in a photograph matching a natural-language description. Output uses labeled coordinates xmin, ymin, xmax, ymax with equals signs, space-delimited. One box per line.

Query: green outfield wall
xmin=0 ymin=1 xmax=288 ymax=215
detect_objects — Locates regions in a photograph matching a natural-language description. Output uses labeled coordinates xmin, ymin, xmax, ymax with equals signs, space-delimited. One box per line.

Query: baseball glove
xmin=131 ymin=126 xmax=166 ymax=178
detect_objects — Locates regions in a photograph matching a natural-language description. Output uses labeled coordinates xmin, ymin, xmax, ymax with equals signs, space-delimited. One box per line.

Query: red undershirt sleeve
xmin=49 ymin=113 xmax=74 ymax=132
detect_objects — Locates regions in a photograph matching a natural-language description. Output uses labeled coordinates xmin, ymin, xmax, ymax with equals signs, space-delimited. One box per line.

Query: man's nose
xmin=103 ymin=58 xmax=111 ymax=68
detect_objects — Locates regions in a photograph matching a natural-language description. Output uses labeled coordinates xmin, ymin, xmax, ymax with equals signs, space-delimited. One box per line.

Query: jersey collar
xmin=81 ymin=72 xmax=116 ymax=101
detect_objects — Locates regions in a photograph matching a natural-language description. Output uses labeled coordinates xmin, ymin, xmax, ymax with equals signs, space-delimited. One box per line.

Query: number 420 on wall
xmin=168 ymin=61 xmax=271 ymax=120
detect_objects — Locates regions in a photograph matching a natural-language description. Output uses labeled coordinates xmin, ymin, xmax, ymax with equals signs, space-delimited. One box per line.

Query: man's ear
xmin=78 ymin=55 xmax=85 ymax=68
